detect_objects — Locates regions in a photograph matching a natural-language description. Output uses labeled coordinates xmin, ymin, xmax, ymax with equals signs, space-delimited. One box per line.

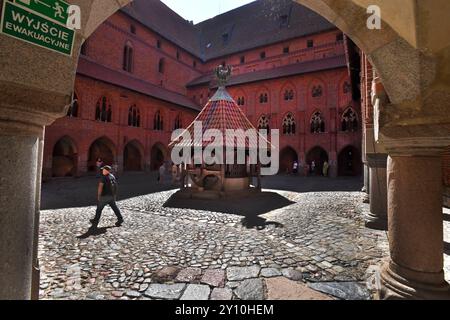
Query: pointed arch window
xmin=341 ymin=108 xmax=358 ymax=132
xmin=128 ymin=105 xmax=140 ymax=127
xmin=95 ymin=96 xmax=112 ymax=123
xmin=174 ymin=114 xmax=182 ymax=130
xmin=284 ymin=89 xmax=294 ymax=101
xmin=237 ymin=96 xmax=245 ymax=106
xmin=123 ymin=42 xmax=133 ymax=72
xmin=67 ymin=92 xmax=79 ymax=118
xmin=282 ymin=113 xmax=296 ymax=135
xmin=311 ymin=85 xmax=323 ymax=98
xmin=258 ymin=115 xmax=270 ymax=132
xmin=310 ymin=111 xmax=325 ymax=133
xmin=154 ymin=111 xmax=164 ymax=131
xmin=259 ymin=93 xmax=269 ymax=104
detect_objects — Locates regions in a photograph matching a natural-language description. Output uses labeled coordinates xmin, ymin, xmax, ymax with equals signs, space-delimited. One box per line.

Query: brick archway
xmin=124 ymin=140 xmax=144 ymax=172
xmin=88 ymin=137 xmax=116 ymax=172
xmin=280 ymin=146 xmax=298 ymax=174
xmin=52 ymin=136 xmax=78 ymax=178
xmin=338 ymin=145 xmax=361 ymax=176
xmin=306 ymin=146 xmax=329 ymax=176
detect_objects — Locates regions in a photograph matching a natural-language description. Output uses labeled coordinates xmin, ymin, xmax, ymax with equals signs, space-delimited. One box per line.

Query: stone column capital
xmin=382 ymin=137 xmax=450 ymax=157
xmin=0 ymin=82 xmax=69 ymax=138
xmin=367 ymin=153 xmax=388 ymax=168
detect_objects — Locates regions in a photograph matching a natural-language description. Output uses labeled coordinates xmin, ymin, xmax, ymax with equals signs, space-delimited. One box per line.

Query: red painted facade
xmin=43 ymin=6 xmax=361 ymax=179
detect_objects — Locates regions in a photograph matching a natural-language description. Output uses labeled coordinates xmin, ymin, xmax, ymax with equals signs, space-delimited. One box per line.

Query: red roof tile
xmin=77 ymin=57 xmax=201 ymax=111
xmin=187 ymin=55 xmax=348 ymax=88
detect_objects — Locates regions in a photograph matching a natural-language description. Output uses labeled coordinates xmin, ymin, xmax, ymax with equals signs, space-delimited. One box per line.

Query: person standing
xmin=292 ymin=161 xmax=299 ymax=175
xmin=90 ymin=166 xmax=124 ymax=227
xmin=323 ymin=161 xmax=329 ymax=177
xmin=158 ymin=163 xmax=166 ymax=184
xmin=311 ymin=161 xmax=316 ymax=175
xmin=171 ymin=163 xmax=179 ymax=184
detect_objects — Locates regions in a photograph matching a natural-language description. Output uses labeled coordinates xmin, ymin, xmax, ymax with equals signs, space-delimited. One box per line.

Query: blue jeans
xmin=93 ymin=196 xmax=123 ymax=224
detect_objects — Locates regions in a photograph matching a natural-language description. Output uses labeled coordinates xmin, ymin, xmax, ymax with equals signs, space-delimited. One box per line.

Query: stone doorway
xmin=88 ymin=137 xmax=116 ymax=172
xmin=338 ymin=146 xmax=361 ymax=176
xmin=151 ymin=143 xmax=167 ymax=171
xmin=306 ymin=147 xmax=329 ymax=176
xmin=124 ymin=141 xmax=143 ymax=172
xmin=280 ymin=147 xmax=298 ymax=174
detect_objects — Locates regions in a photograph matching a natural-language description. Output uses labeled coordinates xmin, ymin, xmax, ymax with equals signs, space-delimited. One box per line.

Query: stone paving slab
xmin=265 ymin=277 xmax=334 ymax=300
xmin=180 ymin=285 xmax=211 ymax=300
xmin=234 ymin=279 xmax=265 ymax=300
xmin=144 ymin=284 xmax=186 ymax=300
xmin=308 ymin=282 xmax=371 ymax=300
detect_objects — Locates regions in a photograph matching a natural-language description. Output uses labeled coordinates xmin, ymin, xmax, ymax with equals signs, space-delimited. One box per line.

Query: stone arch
xmin=88 ymin=136 xmax=116 ymax=172
xmin=338 ymin=145 xmax=361 ymax=176
xmin=306 ymin=146 xmax=329 ymax=175
xmin=151 ymin=142 xmax=169 ymax=171
xmin=52 ymin=136 xmax=78 ymax=177
xmin=280 ymin=146 xmax=299 ymax=174
xmin=124 ymin=140 xmax=144 ymax=171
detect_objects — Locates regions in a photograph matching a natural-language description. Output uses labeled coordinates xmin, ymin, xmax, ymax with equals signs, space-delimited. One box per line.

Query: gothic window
xmin=258 ymin=115 xmax=270 ymax=132
xmin=312 ymin=85 xmax=323 ymax=98
xmin=343 ymin=81 xmax=351 ymax=94
xmin=154 ymin=111 xmax=164 ymax=131
xmin=128 ymin=105 xmax=140 ymax=127
xmin=284 ymin=89 xmax=294 ymax=101
xmin=237 ymin=96 xmax=245 ymax=106
xmin=95 ymin=96 xmax=112 ymax=123
xmin=123 ymin=42 xmax=133 ymax=72
xmin=67 ymin=92 xmax=79 ymax=118
xmin=259 ymin=93 xmax=269 ymax=104
xmin=282 ymin=113 xmax=296 ymax=135
xmin=341 ymin=108 xmax=358 ymax=132
xmin=174 ymin=114 xmax=182 ymax=130
xmin=310 ymin=111 xmax=325 ymax=133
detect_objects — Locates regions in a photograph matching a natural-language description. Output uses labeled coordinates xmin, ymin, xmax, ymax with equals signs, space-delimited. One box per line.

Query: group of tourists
xmin=291 ymin=160 xmax=330 ymax=177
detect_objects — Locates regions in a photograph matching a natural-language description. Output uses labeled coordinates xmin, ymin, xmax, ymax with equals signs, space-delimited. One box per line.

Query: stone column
xmin=365 ymin=154 xmax=388 ymax=230
xmin=0 ymin=118 xmax=46 ymax=299
xmin=381 ymin=148 xmax=450 ymax=299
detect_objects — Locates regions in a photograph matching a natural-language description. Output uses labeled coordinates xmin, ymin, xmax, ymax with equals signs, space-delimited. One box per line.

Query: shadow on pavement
xmin=41 ymin=172 xmax=177 ymax=210
xmin=163 ymin=191 xmax=293 ymax=230
xmin=77 ymin=225 xmax=116 ymax=239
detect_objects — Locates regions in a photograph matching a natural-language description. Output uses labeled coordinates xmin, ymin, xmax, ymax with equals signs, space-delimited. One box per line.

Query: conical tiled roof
xmin=170 ymin=69 xmax=270 ymax=150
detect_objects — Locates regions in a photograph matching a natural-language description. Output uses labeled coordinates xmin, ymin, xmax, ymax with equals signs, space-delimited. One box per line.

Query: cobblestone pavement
xmin=38 ymin=174 xmax=447 ymax=300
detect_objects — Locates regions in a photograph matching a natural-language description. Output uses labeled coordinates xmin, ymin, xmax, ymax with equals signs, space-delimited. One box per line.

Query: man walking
xmin=90 ymin=166 xmax=124 ymax=227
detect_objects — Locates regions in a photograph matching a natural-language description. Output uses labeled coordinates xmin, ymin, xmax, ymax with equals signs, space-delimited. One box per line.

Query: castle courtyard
xmin=37 ymin=175 xmax=402 ymax=300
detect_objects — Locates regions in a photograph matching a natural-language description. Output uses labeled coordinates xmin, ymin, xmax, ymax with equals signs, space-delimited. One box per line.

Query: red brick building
xmin=43 ymin=0 xmax=362 ymax=179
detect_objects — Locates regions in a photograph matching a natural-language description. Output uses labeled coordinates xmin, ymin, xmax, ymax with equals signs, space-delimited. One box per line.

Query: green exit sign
xmin=15 ymin=0 xmax=69 ymax=25
xmin=1 ymin=0 xmax=75 ymax=56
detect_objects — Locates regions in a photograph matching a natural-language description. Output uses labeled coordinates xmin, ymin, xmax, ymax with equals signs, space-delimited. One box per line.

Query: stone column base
xmin=365 ymin=212 xmax=388 ymax=230
xmin=381 ymin=261 xmax=450 ymax=300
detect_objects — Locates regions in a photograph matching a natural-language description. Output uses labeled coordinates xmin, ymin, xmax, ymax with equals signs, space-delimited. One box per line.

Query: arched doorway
xmin=279 ymin=147 xmax=298 ymax=174
xmin=306 ymin=147 xmax=329 ymax=176
xmin=151 ymin=143 xmax=167 ymax=171
xmin=52 ymin=136 xmax=77 ymax=177
xmin=88 ymin=137 xmax=116 ymax=172
xmin=124 ymin=140 xmax=143 ymax=171
xmin=338 ymin=146 xmax=361 ymax=176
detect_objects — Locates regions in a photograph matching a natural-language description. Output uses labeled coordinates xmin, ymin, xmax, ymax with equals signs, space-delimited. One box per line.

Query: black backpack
xmin=108 ymin=174 xmax=118 ymax=197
